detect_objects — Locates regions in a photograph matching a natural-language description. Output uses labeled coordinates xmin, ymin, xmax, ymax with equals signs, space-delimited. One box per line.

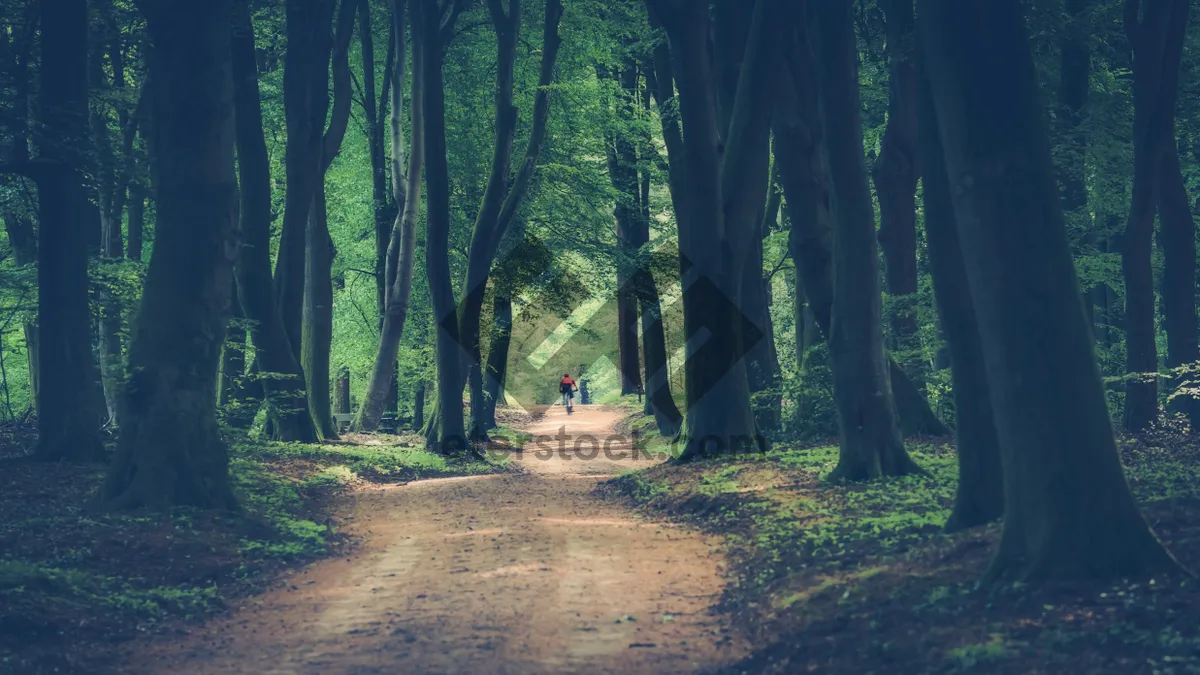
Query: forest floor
xmin=607 ymin=412 xmax=1200 ymax=674
xmin=0 ymin=416 xmax=512 ymax=675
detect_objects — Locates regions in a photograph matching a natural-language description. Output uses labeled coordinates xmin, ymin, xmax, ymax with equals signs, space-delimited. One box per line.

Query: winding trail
xmin=121 ymin=405 xmax=745 ymax=674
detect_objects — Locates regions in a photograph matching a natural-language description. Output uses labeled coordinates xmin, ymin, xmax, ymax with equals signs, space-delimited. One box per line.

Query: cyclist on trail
xmin=559 ymin=373 xmax=577 ymax=412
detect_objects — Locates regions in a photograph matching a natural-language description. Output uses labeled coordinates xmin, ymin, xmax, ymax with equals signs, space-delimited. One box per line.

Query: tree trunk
xmin=301 ymin=0 xmax=357 ymax=441
xmin=919 ymin=0 xmax=1183 ymax=581
xmin=412 ymin=379 xmax=426 ymax=431
xmin=424 ymin=0 xmax=563 ymax=445
xmin=303 ymin=190 xmax=338 ymax=439
xmin=874 ymin=0 xmax=920 ymax=348
xmin=916 ymin=65 xmax=1002 ymax=532
xmin=334 ymin=366 xmax=351 ymax=414
xmin=646 ymin=0 xmax=778 ymax=461
xmin=220 ymin=280 xmax=257 ymax=429
xmin=419 ymin=0 xmax=467 ymax=454
xmin=482 ymin=293 xmax=512 ymax=429
xmin=1160 ymin=145 xmax=1199 ymax=425
xmin=743 ymin=165 xmax=783 ymax=432
xmin=277 ymin=0 xmax=336 ymax=362
xmin=603 ymin=60 xmax=645 ymax=397
xmin=100 ymin=0 xmax=240 ymax=510
xmin=641 ymin=21 xmax=693 ymax=437
xmin=813 ymin=0 xmax=918 ymax=481
xmin=32 ymin=0 xmax=105 ymax=462
xmin=358 ymin=0 xmax=424 ymax=432
xmin=1122 ymin=0 xmax=1182 ymax=432
xmin=360 ymin=0 xmax=397 ymax=325
xmin=231 ymin=0 xmax=317 ymax=442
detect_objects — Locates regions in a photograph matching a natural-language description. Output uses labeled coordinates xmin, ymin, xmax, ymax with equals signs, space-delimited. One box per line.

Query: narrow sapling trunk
xmin=919 ymin=0 xmax=1184 ymax=581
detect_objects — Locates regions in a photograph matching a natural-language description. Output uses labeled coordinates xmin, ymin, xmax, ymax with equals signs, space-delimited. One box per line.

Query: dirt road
xmin=121 ymin=406 xmax=745 ymax=675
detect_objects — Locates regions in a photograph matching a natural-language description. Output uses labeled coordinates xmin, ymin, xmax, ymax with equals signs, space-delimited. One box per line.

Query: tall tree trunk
xmin=277 ymin=0 xmax=336 ymax=362
xmin=603 ymin=60 xmax=645 ymax=397
xmin=303 ymin=190 xmax=339 ymax=439
xmin=874 ymin=0 xmax=920 ymax=348
xmin=420 ymin=0 xmax=467 ymax=454
xmin=772 ymin=14 xmax=948 ymax=439
xmin=917 ymin=64 xmax=1003 ymax=532
xmin=641 ymin=23 xmax=692 ymax=437
xmin=482 ymin=293 xmax=512 ymax=429
xmin=743 ymin=163 xmax=783 ymax=432
xmin=100 ymin=0 xmax=240 ymax=509
xmin=1160 ymin=145 xmax=1199 ymax=425
xmin=358 ymin=0 xmax=424 ymax=432
xmin=812 ymin=0 xmax=918 ymax=480
xmin=1152 ymin=3 xmax=1198 ymax=427
xmin=1122 ymin=0 xmax=1181 ymax=432
xmin=231 ymin=0 xmax=317 ymax=442
xmin=32 ymin=0 xmax=105 ymax=461
xmin=919 ymin=0 xmax=1183 ymax=581
xmin=646 ymin=0 xmax=778 ymax=461
xmin=423 ymin=0 xmax=564 ymax=445
xmin=360 ymin=0 xmax=397 ymax=325
xmin=303 ymin=0 xmax=357 ymax=440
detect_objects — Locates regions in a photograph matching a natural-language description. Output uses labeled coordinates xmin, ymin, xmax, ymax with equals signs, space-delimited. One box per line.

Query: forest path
xmin=121 ymin=405 xmax=746 ymax=675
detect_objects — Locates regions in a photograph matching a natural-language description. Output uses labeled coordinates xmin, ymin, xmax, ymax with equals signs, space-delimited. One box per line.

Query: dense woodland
xmin=6 ymin=0 xmax=1200 ymax=670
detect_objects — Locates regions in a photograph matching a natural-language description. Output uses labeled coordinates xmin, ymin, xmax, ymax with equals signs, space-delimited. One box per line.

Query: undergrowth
xmin=605 ymin=420 xmax=1200 ymax=674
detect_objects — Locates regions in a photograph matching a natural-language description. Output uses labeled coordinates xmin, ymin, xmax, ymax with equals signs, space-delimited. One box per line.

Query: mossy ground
xmin=0 ymin=422 xmax=510 ymax=675
xmin=603 ymin=416 xmax=1200 ymax=674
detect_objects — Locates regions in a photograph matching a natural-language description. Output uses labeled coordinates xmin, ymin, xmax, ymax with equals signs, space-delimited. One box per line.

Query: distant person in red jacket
xmin=559 ymin=373 xmax=577 ymax=412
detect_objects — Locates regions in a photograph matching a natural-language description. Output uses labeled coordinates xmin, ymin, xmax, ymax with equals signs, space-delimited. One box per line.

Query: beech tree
xmin=813 ymin=0 xmax=919 ymax=480
xmin=357 ymin=0 xmax=426 ymax=432
xmin=100 ymin=0 xmax=239 ymax=509
xmin=31 ymin=0 xmax=105 ymax=462
xmin=231 ymin=0 xmax=318 ymax=442
xmin=423 ymin=0 xmax=564 ymax=446
xmin=919 ymin=0 xmax=1183 ymax=580
xmin=644 ymin=0 xmax=779 ymax=460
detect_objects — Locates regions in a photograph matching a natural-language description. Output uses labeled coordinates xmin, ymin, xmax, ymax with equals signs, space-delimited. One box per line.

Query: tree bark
xmin=419 ymin=0 xmax=468 ymax=453
xmin=874 ymin=0 xmax=920 ymax=347
xmin=32 ymin=0 xmax=106 ymax=461
xmin=811 ymin=0 xmax=918 ymax=481
xmin=481 ymin=293 xmax=513 ymax=429
xmin=100 ymin=0 xmax=240 ymax=509
xmin=360 ymin=0 xmax=397 ymax=326
xmin=358 ymin=0 xmax=424 ymax=432
xmin=641 ymin=24 xmax=691 ymax=437
xmin=646 ymin=0 xmax=778 ymax=461
xmin=916 ymin=64 xmax=1003 ymax=532
xmin=303 ymin=0 xmax=357 ymax=440
xmin=424 ymin=0 xmax=564 ymax=445
xmin=1122 ymin=0 xmax=1181 ymax=432
xmin=919 ymin=0 xmax=1183 ymax=581
xmin=1152 ymin=3 xmax=1198 ymax=426
xmin=277 ymin=0 xmax=336 ymax=362
xmin=772 ymin=44 xmax=948 ymax=439
xmin=231 ymin=0 xmax=317 ymax=442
